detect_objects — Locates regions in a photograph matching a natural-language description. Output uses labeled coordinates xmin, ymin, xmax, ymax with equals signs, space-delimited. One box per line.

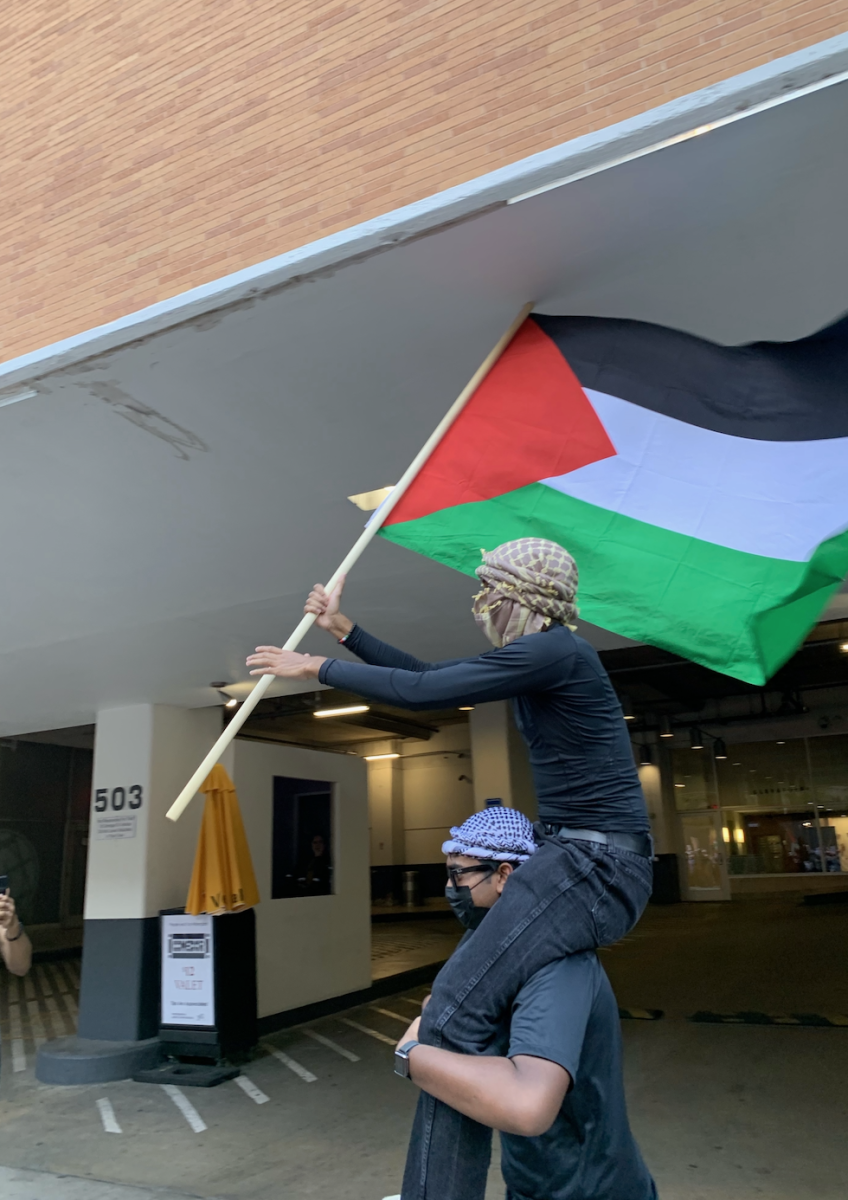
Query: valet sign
xmin=161 ymin=913 xmax=215 ymax=1027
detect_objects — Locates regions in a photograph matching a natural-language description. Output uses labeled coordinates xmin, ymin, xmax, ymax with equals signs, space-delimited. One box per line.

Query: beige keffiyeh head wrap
xmin=472 ymin=538 xmax=578 ymax=648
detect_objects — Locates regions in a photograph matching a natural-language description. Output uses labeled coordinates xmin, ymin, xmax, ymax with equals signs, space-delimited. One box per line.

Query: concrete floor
xmin=1 ymin=897 xmax=847 ymax=1200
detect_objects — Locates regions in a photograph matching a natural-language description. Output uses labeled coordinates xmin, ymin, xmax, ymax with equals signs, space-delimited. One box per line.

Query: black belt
xmin=540 ymin=823 xmax=653 ymax=858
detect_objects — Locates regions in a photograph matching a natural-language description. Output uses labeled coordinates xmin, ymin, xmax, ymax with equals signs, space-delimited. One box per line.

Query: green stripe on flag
xmin=380 ymin=483 xmax=848 ymax=684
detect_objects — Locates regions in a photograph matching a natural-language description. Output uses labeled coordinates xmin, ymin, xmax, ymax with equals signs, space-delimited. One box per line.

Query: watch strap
xmin=394 ymin=1040 xmax=420 ymax=1078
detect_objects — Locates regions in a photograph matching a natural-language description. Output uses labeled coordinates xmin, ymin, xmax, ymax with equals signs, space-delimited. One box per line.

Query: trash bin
xmin=650 ymin=854 xmax=681 ymax=904
xmin=403 ymin=870 xmax=421 ymax=908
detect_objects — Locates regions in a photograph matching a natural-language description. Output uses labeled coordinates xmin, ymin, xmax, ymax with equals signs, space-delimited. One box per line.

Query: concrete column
xmin=38 ymin=704 xmax=221 ymax=1082
xmin=469 ymin=701 xmax=537 ymax=819
xmin=653 ymin=743 xmax=683 ymax=856
xmin=368 ymin=744 xmax=405 ymax=866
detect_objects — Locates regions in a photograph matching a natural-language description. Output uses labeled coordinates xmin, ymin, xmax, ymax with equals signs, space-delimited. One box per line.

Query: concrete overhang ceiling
xmin=1 ymin=78 xmax=847 ymax=736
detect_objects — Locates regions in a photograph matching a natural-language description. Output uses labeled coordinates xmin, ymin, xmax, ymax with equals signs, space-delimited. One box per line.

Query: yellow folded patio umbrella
xmin=185 ymin=764 xmax=259 ymax=915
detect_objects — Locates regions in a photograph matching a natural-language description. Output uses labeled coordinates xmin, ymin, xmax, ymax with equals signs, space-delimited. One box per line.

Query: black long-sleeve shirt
xmin=318 ymin=625 xmax=648 ymax=832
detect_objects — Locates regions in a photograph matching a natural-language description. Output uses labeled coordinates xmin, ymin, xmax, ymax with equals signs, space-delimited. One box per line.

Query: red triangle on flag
xmin=387 ymin=318 xmax=617 ymax=526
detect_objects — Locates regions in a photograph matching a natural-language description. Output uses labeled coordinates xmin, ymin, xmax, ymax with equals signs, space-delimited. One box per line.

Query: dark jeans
xmin=400 ymin=834 xmax=653 ymax=1200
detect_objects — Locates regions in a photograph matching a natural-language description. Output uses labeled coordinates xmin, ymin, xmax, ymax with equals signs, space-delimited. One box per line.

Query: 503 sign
xmin=94 ymin=785 xmax=144 ymax=813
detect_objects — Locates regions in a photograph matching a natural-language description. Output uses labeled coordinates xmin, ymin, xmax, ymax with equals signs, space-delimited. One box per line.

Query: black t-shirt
xmin=501 ymin=951 xmax=656 ymax=1200
xmin=319 ymin=625 xmax=648 ymax=831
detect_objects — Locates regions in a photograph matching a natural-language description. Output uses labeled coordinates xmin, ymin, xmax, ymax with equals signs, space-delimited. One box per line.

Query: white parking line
xmin=303 ymin=1029 xmax=361 ymax=1062
xmin=26 ymin=999 xmax=46 ymax=1048
xmin=266 ymin=1046 xmax=317 ymax=1083
xmin=234 ymin=1075 xmax=270 ymax=1104
xmin=44 ymin=995 xmax=66 ymax=1038
xmin=339 ymin=1018 xmax=396 ymax=1046
xmin=398 ymin=996 xmax=424 ymax=1008
xmin=371 ymin=1007 xmax=411 ymax=1024
xmin=161 ymin=1084 xmax=207 ymax=1132
xmin=8 ymin=1004 xmax=26 ymax=1072
xmin=96 ymin=1097 xmax=122 ymax=1133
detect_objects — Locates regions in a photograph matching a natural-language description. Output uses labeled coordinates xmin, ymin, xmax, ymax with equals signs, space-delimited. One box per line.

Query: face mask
xmin=445 ymin=884 xmax=490 ymax=930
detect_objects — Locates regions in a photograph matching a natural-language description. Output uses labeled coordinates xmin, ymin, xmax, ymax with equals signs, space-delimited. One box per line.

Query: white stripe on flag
xmin=543 ymin=388 xmax=848 ymax=563
xmin=161 ymin=1085 xmax=207 ymax=1132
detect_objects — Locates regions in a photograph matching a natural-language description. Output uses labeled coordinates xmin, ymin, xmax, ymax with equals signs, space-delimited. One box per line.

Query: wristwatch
xmin=6 ymin=921 xmax=24 ymax=942
xmin=394 ymin=1040 xmax=420 ymax=1078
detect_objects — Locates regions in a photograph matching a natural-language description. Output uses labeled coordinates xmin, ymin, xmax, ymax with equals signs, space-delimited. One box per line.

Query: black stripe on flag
xmin=532 ymin=312 xmax=848 ymax=442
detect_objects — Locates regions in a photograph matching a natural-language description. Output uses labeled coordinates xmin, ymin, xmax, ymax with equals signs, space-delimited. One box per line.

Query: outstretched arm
xmin=248 ymin=626 xmax=573 ymax=709
xmin=397 ymin=1018 xmax=568 ymax=1137
xmin=305 ymin=581 xmax=461 ymax=673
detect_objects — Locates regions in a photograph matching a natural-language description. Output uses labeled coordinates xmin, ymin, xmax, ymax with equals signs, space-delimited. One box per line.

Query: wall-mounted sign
xmin=95 ymin=814 xmax=137 ymax=840
xmin=161 ymin=913 xmax=215 ymax=1027
xmin=92 ymin=785 xmax=144 ymax=840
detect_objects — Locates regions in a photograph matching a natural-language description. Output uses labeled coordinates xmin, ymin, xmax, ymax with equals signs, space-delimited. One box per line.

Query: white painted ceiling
xmin=2 ymin=79 xmax=847 ymax=736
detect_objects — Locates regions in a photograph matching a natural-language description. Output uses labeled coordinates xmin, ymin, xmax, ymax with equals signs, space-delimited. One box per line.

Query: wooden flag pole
xmin=166 ymin=302 xmax=534 ymax=822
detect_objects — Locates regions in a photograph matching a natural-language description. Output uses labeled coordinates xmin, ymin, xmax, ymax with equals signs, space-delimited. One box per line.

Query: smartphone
xmin=0 ymin=875 xmax=8 ymax=894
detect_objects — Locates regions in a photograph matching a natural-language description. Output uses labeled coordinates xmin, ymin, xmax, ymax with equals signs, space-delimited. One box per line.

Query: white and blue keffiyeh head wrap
xmin=442 ymin=807 xmax=537 ymax=863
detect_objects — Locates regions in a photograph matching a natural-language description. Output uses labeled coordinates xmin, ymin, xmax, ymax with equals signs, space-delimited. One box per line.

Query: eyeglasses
xmin=446 ymin=863 xmax=497 ymax=889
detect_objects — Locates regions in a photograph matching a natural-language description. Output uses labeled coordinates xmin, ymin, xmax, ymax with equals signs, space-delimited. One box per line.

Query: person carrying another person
xmin=247 ymin=537 xmax=653 ymax=1200
xmin=390 ymin=806 xmax=656 ymax=1200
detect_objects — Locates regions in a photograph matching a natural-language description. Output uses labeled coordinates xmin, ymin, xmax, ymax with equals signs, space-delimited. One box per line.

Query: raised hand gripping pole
xmin=166 ymin=302 xmax=533 ymax=821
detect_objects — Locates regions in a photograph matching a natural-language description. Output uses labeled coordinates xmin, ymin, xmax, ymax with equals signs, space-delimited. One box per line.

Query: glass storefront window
xmin=672 ymin=734 xmax=848 ymax=876
xmin=671 ymin=748 xmax=718 ymax=812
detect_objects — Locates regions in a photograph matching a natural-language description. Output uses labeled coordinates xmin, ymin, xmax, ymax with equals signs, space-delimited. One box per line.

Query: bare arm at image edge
xmin=407 ymin=1043 xmax=570 ymax=1138
xmin=0 ymin=891 xmax=32 ymax=976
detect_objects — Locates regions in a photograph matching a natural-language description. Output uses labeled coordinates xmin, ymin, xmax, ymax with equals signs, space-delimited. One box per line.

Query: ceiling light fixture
xmin=0 ymin=386 xmax=37 ymax=409
xmin=713 ymin=738 xmax=727 ymax=760
xmin=364 ymin=752 xmax=400 ymax=761
xmin=658 ymin=714 xmax=674 ymax=738
xmin=840 ymin=642 xmax=848 ymax=653
xmin=314 ymin=705 xmax=370 ymax=718
xmin=638 ymin=744 xmax=652 ymax=766
xmin=458 ymin=706 xmax=475 ymax=712
xmin=620 ymin=694 xmax=635 ymax=721
xmin=225 ymin=697 xmax=238 ymax=709
xmin=689 ymin=727 xmax=704 ymax=750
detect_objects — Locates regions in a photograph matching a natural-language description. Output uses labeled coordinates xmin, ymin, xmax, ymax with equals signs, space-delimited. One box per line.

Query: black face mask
xmin=445 ymin=884 xmax=490 ymax=930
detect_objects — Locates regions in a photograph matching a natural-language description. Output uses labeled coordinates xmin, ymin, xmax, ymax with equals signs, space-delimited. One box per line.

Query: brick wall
xmin=2 ymin=0 xmax=845 ymax=362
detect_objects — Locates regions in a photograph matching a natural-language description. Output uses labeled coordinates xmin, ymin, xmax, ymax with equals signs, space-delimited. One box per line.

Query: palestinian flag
xmin=379 ymin=313 xmax=848 ymax=684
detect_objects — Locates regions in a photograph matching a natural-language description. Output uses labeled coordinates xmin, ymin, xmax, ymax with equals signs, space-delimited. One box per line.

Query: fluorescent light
xmin=364 ymin=752 xmax=400 ymax=761
xmin=314 ymin=705 xmax=370 ymax=718
xmin=0 ymin=387 xmax=37 ymax=409
xmin=734 ymin=828 xmax=746 ymax=845
xmin=674 ymin=783 xmax=685 ymax=788
xmin=348 ymin=486 xmax=395 ymax=512
xmin=722 ymin=827 xmax=731 ymax=843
